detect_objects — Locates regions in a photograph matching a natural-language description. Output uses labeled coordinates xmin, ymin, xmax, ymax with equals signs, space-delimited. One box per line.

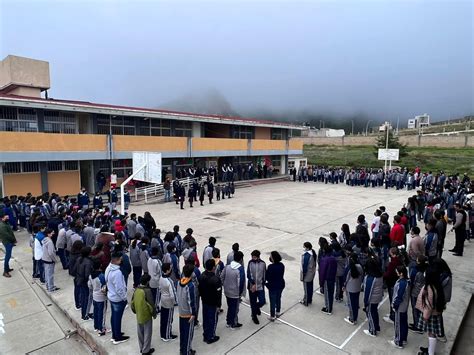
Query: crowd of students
xmin=0 ymin=171 xmax=472 ymax=355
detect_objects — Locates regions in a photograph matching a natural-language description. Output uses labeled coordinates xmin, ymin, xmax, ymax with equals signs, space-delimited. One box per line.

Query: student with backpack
xmin=131 ymin=273 xmax=157 ymax=355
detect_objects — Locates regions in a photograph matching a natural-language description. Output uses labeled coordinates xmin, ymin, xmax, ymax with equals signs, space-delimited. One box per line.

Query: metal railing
xmin=134 ymin=176 xmax=199 ymax=203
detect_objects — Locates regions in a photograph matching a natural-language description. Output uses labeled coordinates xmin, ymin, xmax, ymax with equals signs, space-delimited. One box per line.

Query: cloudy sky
xmin=0 ymin=0 xmax=472 ymax=122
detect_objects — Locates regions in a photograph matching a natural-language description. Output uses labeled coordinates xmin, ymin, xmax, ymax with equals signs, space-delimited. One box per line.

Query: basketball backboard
xmin=132 ymin=152 xmax=162 ymax=184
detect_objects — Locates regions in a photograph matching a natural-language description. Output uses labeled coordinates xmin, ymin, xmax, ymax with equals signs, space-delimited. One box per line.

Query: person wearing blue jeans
xmin=265 ymin=251 xmax=285 ymax=321
xmin=1 ymin=212 xmax=17 ymax=278
xmin=105 ymin=252 xmax=129 ymax=344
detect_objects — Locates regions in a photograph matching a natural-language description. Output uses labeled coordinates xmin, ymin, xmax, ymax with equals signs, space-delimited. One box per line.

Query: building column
xmin=40 ymin=162 xmax=48 ymax=193
xmin=192 ymin=122 xmax=201 ymax=137
xmin=281 ymin=155 xmax=288 ymax=175
xmin=37 ymin=109 xmax=45 ymax=132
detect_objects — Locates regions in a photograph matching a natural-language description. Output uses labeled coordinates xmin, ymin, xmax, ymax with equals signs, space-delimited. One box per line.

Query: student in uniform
xmin=333 ymin=242 xmax=346 ymax=302
xmin=389 ymin=265 xmax=410 ymax=349
xmin=343 ymin=253 xmax=364 ymax=325
xmin=423 ymin=219 xmax=438 ymax=264
xmin=408 ymin=255 xmax=428 ymax=334
xmin=265 ymin=251 xmax=285 ymax=321
xmin=319 ymin=244 xmax=338 ymax=315
xmin=226 ymin=243 xmax=240 ymax=265
xmin=177 ymin=264 xmax=198 ymax=355
xmin=89 ymin=259 xmax=108 ymax=336
xmin=300 ymin=242 xmax=317 ymax=306
xmin=363 ymin=258 xmax=384 ymax=337
xmin=221 ymin=251 xmax=245 ymax=329
xmin=163 ymin=243 xmax=180 ymax=287
xmin=202 ymin=237 xmax=216 ymax=266
xmin=247 ymin=250 xmax=266 ymax=324
xmin=216 ymin=184 xmax=221 ymax=201
xmin=131 ymin=273 xmax=157 ymax=355
xmin=159 ymin=263 xmax=178 ymax=342
xmin=199 ymin=259 xmax=222 ymax=344
xmin=416 ymin=268 xmax=446 ymax=355
xmin=147 ymin=247 xmax=162 ymax=310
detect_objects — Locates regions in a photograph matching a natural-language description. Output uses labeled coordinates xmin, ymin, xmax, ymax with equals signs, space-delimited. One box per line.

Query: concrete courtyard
xmin=1 ymin=181 xmax=472 ymax=354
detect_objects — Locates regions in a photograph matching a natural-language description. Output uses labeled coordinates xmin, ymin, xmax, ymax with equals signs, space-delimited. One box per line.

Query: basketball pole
xmin=120 ymin=162 xmax=147 ymax=215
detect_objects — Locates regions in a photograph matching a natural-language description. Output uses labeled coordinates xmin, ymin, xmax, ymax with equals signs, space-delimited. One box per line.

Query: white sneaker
xmin=344 ymin=317 xmax=356 ymax=325
xmin=363 ymin=329 xmax=376 ymax=337
xmin=437 ymin=336 xmax=447 ymax=343
xmin=388 ymin=339 xmax=403 ymax=349
xmin=267 ymin=316 xmax=276 ymax=322
xmin=275 ymin=312 xmax=281 ymax=318
xmin=383 ymin=316 xmax=394 ymax=324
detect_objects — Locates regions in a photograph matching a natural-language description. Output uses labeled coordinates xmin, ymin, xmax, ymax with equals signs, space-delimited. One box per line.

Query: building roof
xmin=0 ymin=93 xmax=303 ymax=130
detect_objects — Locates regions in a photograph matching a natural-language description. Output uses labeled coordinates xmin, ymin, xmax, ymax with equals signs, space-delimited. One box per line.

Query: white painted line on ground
xmin=338 ymin=295 xmax=389 ymax=349
xmin=240 ymin=301 xmax=342 ymax=350
xmin=241 ymin=232 xmax=290 ymax=251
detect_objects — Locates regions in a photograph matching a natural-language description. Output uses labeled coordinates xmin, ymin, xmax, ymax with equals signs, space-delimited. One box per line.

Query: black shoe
xmin=448 ymin=249 xmax=456 ymax=252
xmin=171 ymin=334 xmax=178 ymax=339
xmin=205 ymin=336 xmax=220 ymax=344
xmin=7 ymin=268 xmax=13 ymax=272
xmin=252 ymin=316 xmax=260 ymax=324
xmin=143 ymin=348 xmax=155 ymax=355
xmin=453 ymin=253 xmax=463 ymax=256
xmin=232 ymin=323 xmax=243 ymax=328
xmin=87 ymin=313 xmax=94 ymax=319
xmin=257 ymin=309 xmax=261 ymax=316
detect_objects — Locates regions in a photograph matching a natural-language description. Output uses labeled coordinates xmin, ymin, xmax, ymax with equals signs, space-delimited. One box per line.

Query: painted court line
xmin=339 ymin=295 xmax=389 ymax=349
xmin=240 ymin=301 xmax=342 ymax=350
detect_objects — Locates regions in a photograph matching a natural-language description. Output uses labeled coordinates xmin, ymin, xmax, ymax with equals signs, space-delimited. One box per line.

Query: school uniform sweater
xmin=159 ymin=275 xmax=177 ymax=308
xmin=247 ymin=259 xmax=266 ymax=291
xmin=221 ymin=261 xmax=245 ymax=298
xmin=363 ymin=275 xmax=384 ymax=306
xmin=392 ymin=278 xmax=410 ymax=313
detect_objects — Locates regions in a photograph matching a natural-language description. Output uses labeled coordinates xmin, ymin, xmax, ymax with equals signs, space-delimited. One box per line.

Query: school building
xmin=0 ymin=55 xmax=304 ymax=197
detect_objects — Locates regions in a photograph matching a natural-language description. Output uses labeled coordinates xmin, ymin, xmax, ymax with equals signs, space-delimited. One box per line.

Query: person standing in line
xmin=226 ymin=243 xmax=242 ymax=266
xmin=221 ymin=251 xmax=245 ymax=329
xmin=177 ymin=264 xmax=198 ymax=355
xmin=163 ymin=243 xmax=180 ymax=287
xmin=159 ymin=263 xmax=178 ymax=342
xmin=319 ymin=245 xmax=338 ymax=315
xmin=1 ymin=211 xmax=17 ymax=278
xmin=247 ymin=250 xmax=266 ymax=324
xmin=147 ymin=247 xmax=162 ymax=309
xmin=56 ymin=222 xmax=69 ymax=270
xmin=343 ymin=253 xmax=364 ymax=325
xmin=105 ymin=252 xmax=130 ymax=345
xmin=416 ymin=269 xmax=446 ymax=355
xmin=42 ymin=228 xmax=59 ymax=292
xmin=199 ymin=259 xmax=222 ymax=344
xmin=34 ymin=224 xmax=46 ymax=284
xmin=383 ymin=247 xmax=402 ymax=323
xmin=333 ymin=243 xmax=346 ymax=303
xmin=362 ymin=258 xmax=384 ymax=337
xmin=423 ymin=219 xmax=438 ymax=264
xmin=371 ymin=209 xmax=382 ymax=239
xmin=434 ymin=210 xmax=447 ymax=258
xmin=265 ymin=251 xmax=285 ymax=321
xmin=300 ymin=242 xmax=316 ymax=306
xmin=89 ymin=259 xmax=108 ymax=336
xmin=202 ymin=237 xmax=216 ymax=266
xmin=131 ymin=273 xmax=157 ymax=355
xmin=389 ymin=265 xmax=410 ymax=349
xmin=449 ymin=203 xmax=467 ymax=256
xmin=75 ymin=246 xmax=94 ymax=320
xmin=130 ymin=234 xmax=143 ymax=288
xmin=407 ymin=226 xmax=424 ymax=273
xmin=408 ymin=255 xmax=428 ymax=334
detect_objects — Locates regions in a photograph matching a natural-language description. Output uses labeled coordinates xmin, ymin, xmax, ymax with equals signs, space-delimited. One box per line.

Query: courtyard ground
xmin=1 ymin=181 xmax=472 ymax=354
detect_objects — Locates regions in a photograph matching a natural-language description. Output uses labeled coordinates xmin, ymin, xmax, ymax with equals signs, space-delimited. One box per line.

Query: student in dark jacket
xmin=75 ymin=246 xmax=94 ymax=320
xmin=265 ymin=251 xmax=285 ymax=321
xmin=319 ymin=245 xmax=338 ymax=315
xmin=69 ymin=240 xmax=84 ymax=309
xmin=198 ymin=259 xmax=222 ymax=344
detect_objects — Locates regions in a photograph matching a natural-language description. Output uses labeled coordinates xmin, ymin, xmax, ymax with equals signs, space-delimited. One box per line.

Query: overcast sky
xmin=0 ymin=0 xmax=472 ymax=122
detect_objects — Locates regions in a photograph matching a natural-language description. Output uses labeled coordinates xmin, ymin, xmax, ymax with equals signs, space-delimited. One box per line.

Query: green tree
xmin=374 ymin=129 xmax=408 ymax=157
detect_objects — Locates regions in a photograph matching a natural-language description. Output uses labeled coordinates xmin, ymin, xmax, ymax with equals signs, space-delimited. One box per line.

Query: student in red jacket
xmin=390 ymin=215 xmax=405 ymax=247
xmin=383 ymin=247 xmax=402 ymax=323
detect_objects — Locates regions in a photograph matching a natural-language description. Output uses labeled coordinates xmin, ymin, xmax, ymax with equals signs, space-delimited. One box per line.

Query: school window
xmin=272 ymin=157 xmax=281 ymax=167
xmin=231 ymin=126 xmax=254 ymax=139
xmin=3 ymin=162 xmax=22 ymax=174
xmin=109 ymin=116 xmax=136 ymax=135
xmin=271 ymin=128 xmax=283 ymax=140
xmin=289 ymin=129 xmax=301 ymax=138
xmin=47 ymin=161 xmax=63 ymax=171
xmin=288 ymin=161 xmax=295 ymax=169
xmin=65 ymin=161 xmax=79 ymax=170
xmin=174 ymin=121 xmax=192 ymax=137
xmin=3 ymin=162 xmax=39 ymax=174
xmin=151 ymin=119 xmax=172 ymax=136
xmin=0 ymin=106 xmax=38 ymax=132
xmin=44 ymin=111 xmax=77 ymax=133
xmin=96 ymin=115 xmax=110 ymax=134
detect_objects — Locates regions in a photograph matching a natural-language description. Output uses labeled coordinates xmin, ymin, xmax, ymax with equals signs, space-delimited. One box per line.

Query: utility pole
xmin=351 ymin=120 xmax=354 ymax=135
xmin=384 ymin=121 xmax=389 ymax=173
